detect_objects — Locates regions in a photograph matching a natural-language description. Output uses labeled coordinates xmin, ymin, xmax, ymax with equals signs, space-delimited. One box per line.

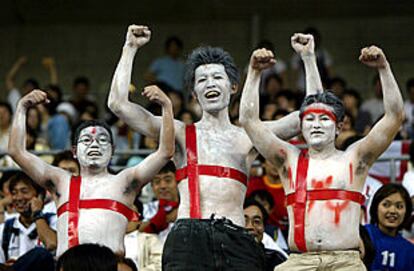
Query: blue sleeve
xmin=149 ymin=58 xmax=161 ymax=74
xmin=47 ymin=115 xmax=70 ymax=150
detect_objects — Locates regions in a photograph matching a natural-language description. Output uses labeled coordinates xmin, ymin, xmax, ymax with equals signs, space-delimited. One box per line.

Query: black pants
xmin=162 ymin=218 xmax=265 ymax=271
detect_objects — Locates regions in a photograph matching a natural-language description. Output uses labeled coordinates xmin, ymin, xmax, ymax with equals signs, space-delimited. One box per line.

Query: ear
xmin=336 ymin=122 xmax=344 ymax=135
xmin=192 ymin=91 xmax=197 ymax=101
xmin=71 ymin=146 xmax=77 ymax=158
xmin=231 ymin=84 xmax=239 ymax=95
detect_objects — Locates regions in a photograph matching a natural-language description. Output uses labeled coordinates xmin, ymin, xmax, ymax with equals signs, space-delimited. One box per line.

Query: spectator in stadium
xmin=0 ymin=172 xmax=57 ymax=261
xmin=403 ymin=78 xmax=414 ymax=139
xmin=0 ymin=102 xmax=13 ymax=153
xmin=69 ymin=76 xmax=99 ymax=120
xmin=365 ymin=184 xmax=414 ymax=270
xmin=244 ymin=198 xmax=287 ymax=271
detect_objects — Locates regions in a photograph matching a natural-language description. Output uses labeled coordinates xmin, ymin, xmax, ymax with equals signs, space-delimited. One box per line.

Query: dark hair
xmin=359 ymin=225 xmax=376 ymax=268
xmin=72 ymin=120 xmax=113 ymax=146
xmin=407 ymin=78 xmax=414 ymax=92
xmin=165 ymin=36 xmax=183 ymax=50
xmin=9 ymin=171 xmax=45 ymax=198
xmin=184 ymin=46 xmax=240 ymax=92
xmin=73 ymin=76 xmax=90 ymax=88
xmin=299 ymin=91 xmax=345 ymax=123
xmin=249 ymin=189 xmax=274 ymax=209
xmin=0 ymin=102 xmax=13 ymax=121
xmin=328 ymin=77 xmax=347 ymax=89
xmin=256 ymin=40 xmax=274 ymax=52
xmin=116 ymin=256 xmax=138 ymax=271
xmin=57 ymin=243 xmax=117 ymax=271
xmin=272 ymin=109 xmax=290 ymax=120
xmin=26 ymin=106 xmax=42 ymax=133
xmin=369 ymin=183 xmax=413 ymax=231
xmin=158 ymin=160 xmax=176 ymax=174
xmin=409 ymin=141 xmax=414 ymax=166
xmin=339 ymin=134 xmax=363 ymax=151
xmin=244 ymin=197 xmax=269 ymax=223
xmin=23 ymin=78 xmax=40 ymax=90
xmin=343 ymin=88 xmax=362 ymax=108
xmin=0 ymin=170 xmax=21 ymax=192
xmin=264 ymin=73 xmax=283 ymax=89
xmin=52 ymin=150 xmax=79 ymax=167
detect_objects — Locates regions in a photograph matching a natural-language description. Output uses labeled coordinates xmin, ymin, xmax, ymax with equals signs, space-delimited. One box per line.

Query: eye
xmin=396 ymin=203 xmax=405 ymax=210
xmin=214 ymin=75 xmax=223 ymax=80
xmin=98 ymin=136 xmax=110 ymax=145
xmin=382 ymin=202 xmax=390 ymax=208
xmin=197 ymin=78 xmax=206 ymax=83
xmin=79 ymin=137 xmax=92 ymax=145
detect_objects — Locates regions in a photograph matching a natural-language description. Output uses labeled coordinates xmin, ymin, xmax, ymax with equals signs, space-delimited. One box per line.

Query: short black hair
xmin=72 ymin=120 xmax=113 ymax=146
xmin=244 ymin=197 xmax=269 ymax=223
xmin=406 ymin=78 xmax=414 ymax=92
xmin=117 ymin=256 xmax=138 ymax=271
xmin=56 ymin=243 xmax=117 ymax=271
xmin=52 ymin=150 xmax=79 ymax=167
xmin=249 ymin=189 xmax=274 ymax=209
xmin=73 ymin=76 xmax=90 ymax=88
xmin=165 ymin=36 xmax=183 ymax=50
xmin=264 ymin=73 xmax=283 ymax=89
xmin=184 ymin=46 xmax=240 ymax=92
xmin=23 ymin=78 xmax=40 ymax=90
xmin=158 ymin=160 xmax=176 ymax=174
xmin=256 ymin=40 xmax=275 ymax=52
xmin=369 ymin=183 xmax=413 ymax=231
xmin=9 ymin=171 xmax=45 ymax=198
xmin=359 ymin=225 xmax=376 ymax=267
xmin=0 ymin=102 xmax=13 ymax=120
xmin=343 ymin=88 xmax=362 ymax=108
xmin=409 ymin=141 xmax=414 ymax=166
xmin=299 ymin=91 xmax=345 ymax=123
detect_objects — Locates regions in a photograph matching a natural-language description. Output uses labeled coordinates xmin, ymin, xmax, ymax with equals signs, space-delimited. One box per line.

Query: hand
xmin=42 ymin=57 xmax=55 ymax=69
xmin=291 ymin=33 xmax=315 ymax=56
xmin=249 ymin=48 xmax=275 ymax=71
xmin=142 ymin=85 xmax=171 ymax=107
xmin=125 ymin=25 xmax=151 ymax=49
xmin=359 ymin=46 xmax=388 ymax=69
xmin=29 ymin=196 xmax=44 ymax=213
xmin=0 ymin=195 xmax=13 ymax=209
xmin=19 ymin=89 xmax=50 ymax=109
xmin=16 ymin=56 xmax=28 ymax=66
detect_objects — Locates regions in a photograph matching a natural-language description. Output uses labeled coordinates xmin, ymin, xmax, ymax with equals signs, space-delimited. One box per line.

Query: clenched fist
xmin=125 ymin=25 xmax=151 ymax=49
xmin=291 ymin=33 xmax=315 ymax=57
xmin=359 ymin=46 xmax=388 ymax=69
xmin=19 ymin=89 xmax=49 ymax=109
xmin=142 ymin=85 xmax=171 ymax=107
xmin=249 ymin=48 xmax=275 ymax=72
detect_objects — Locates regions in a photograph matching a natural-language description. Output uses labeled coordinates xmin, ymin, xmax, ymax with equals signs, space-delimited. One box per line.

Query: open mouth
xmin=87 ymin=150 xmax=102 ymax=157
xmin=385 ymin=215 xmax=399 ymax=223
xmin=204 ymin=90 xmax=221 ymax=99
xmin=311 ymin=131 xmax=324 ymax=136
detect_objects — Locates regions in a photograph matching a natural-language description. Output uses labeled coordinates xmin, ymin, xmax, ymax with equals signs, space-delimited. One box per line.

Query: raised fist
xmin=249 ymin=48 xmax=275 ymax=71
xmin=125 ymin=25 xmax=151 ymax=49
xmin=359 ymin=46 xmax=388 ymax=69
xmin=19 ymin=89 xmax=49 ymax=109
xmin=42 ymin=57 xmax=55 ymax=69
xmin=291 ymin=33 xmax=315 ymax=57
xmin=142 ymin=85 xmax=171 ymax=107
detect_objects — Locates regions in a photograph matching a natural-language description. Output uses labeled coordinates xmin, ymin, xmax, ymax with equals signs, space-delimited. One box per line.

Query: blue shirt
xmin=365 ymin=224 xmax=414 ymax=271
xmin=149 ymin=56 xmax=185 ymax=92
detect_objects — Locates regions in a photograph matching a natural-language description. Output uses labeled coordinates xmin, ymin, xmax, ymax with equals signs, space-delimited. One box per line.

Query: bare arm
xmin=8 ymin=90 xmax=69 ymax=188
xmin=5 ymin=57 xmax=27 ymax=91
xmin=121 ymin=86 xmax=175 ymax=192
xmin=263 ymin=33 xmax=322 ymax=137
xmin=108 ymin=25 xmax=180 ymax=139
xmin=240 ymin=49 xmax=298 ymax=168
xmin=352 ymin=46 xmax=404 ymax=164
xmin=30 ymin=197 xmax=57 ymax=251
xmin=42 ymin=57 xmax=58 ymax=85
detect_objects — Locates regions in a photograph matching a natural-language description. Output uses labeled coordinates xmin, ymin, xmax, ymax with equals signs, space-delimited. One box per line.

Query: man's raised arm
xmin=120 ymin=86 xmax=175 ymax=192
xmin=8 ymin=90 xmax=69 ymax=188
xmin=352 ymin=46 xmax=404 ymax=165
xmin=262 ymin=33 xmax=322 ymax=138
xmin=240 ymin=49 xmax=298 ymax=169
xmin=108 ymin=25 xmax=164 ymax=138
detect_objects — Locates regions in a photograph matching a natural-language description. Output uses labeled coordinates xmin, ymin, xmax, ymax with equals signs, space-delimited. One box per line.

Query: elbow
xmin=45 ymin=242 xmax=57 ymax=251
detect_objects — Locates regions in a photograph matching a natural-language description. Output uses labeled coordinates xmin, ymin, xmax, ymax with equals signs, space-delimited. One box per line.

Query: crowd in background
xmin=0 ymin=27 xmax=413 ymax=270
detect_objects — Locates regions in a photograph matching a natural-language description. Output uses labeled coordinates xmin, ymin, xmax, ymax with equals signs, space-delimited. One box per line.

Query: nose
xmin=206 ymin=77 xmax=216 ymax=88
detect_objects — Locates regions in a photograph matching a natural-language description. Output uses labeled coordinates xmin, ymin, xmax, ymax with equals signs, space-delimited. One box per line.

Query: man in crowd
xmin=240 ymin=33 xmax=404 ymax=270
xmin=8 ymin=85 xmax=174 ymax=257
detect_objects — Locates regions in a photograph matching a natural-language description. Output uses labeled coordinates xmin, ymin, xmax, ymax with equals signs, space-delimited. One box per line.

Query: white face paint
xmin=301 ymin=103 xmax=338 ymax=148
xmin=194 ymin=64 xmax=233 ymax=113
xmin=76 ymin=126 xmax=112 ymax=169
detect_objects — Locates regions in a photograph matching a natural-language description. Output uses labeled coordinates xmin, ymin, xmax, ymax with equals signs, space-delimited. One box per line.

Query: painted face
xmin=76 ymin=126 xmax=112 ymax=169
xmin=194 ymin=64 xmax=233 ymax=113
xmin=244 ymin=205 xmax=265 ymax=243
xmin=301 ymin=103 xmax=338 ymax=148
xmin=377 ymin=192 xmax=406 ymax=232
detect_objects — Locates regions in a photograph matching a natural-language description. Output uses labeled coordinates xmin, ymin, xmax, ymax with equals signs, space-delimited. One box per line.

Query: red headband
xmin=301 ymin=108 xmax=337 ymax=122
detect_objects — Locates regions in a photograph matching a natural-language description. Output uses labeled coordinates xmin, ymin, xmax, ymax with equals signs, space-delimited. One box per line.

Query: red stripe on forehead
xmin=301 ymin=108 xmax=337 ymax=122
xmin=91 ymin=127 xmax=96 ymax=135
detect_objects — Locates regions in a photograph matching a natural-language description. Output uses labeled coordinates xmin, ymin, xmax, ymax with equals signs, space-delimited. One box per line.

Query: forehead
xmin=304 ymin=103 xmax=334 ymax=114
xmin=195 ymin=64 xmax=227 ymax=78
xmin=12 ymin=181 xmax=33 ymax=190
xmin=244 ymin=205 xmax=263 ymax=218
xmin=153 ymin=172 xmax=175 ymax=181
xmin=382 ymin=192 xmax=405 ymax=203
xmin=79 ymin=126 xmax=110 ymax=137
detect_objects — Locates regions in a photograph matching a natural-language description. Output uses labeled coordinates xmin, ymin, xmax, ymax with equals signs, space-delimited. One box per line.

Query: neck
xmin=19 ymin=215 xmax=34 ymax=228
xmin=308 ymin=142 xmax=336 ymax=159
xmin=378 ymin=223 xmax=398 ymax=237
xmin=80 ymin=166 xmax=108 ymax=178
xmin=199 ymin=108 xmax=232 ymax=128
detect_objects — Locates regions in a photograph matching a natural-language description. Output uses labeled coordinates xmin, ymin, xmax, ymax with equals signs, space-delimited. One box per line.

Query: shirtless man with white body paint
xmin=8 ymin=87 xmax=174 ymax=257
xmin=108 ymin=25 xmax=320 ymax=270
xmin=240 ymin=33 xmax=404 ymax=270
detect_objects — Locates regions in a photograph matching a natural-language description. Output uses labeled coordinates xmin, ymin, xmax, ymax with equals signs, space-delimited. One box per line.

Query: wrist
xmin=32 ymin=210 xmax=45 ymax=221
xmin=301 ymin=53 xmax=315 ymax=60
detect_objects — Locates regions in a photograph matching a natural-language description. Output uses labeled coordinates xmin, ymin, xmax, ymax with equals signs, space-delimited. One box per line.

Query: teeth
xmin=205 ymin=91 xmax=220 ymax=98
